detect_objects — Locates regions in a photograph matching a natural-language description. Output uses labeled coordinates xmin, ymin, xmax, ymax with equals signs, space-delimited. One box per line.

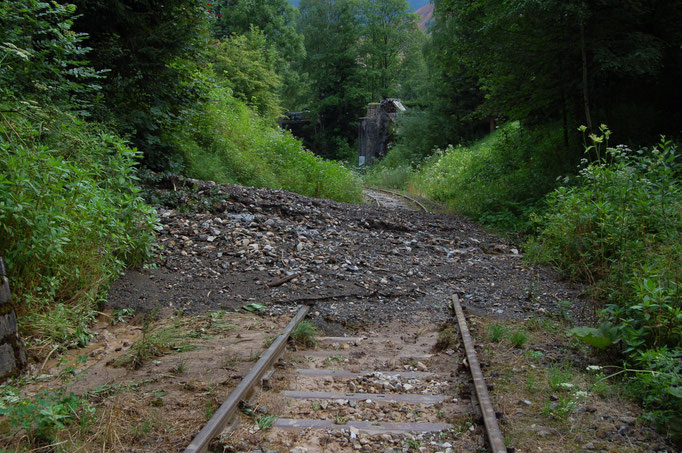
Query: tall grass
xmin=364 ymin=122 xmax=572 ymax=232
xmin=172 ymin=90 xmax=362 ymax=204
xmin=411 ymin=122 xmax=571 ymax=231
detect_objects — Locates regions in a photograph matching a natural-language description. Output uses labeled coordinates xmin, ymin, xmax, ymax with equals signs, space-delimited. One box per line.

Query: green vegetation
xmin=111 ymin=308 xmax=135 ymax=326
xmin=0 ymin=0 xmax=361 ymax=357
xmin=67 ymin=0 xmax=211 ymax=167
xmin=175 ymin=89 xmax=361 ymax=203
xmin=410 ymin=123 xmax=570 ymax=231
xmin=528 ymin=131 xmax=681 ymax=438
xmin=212 ymin=29 xmax=283 ymax=122
xmin=297 ymin=0 xmax=422 ymax=159
xmin=509 ymin=330 xmax=530 ymax=349
xmin=547 ymin=365 xmax=575 ymax=393
xmin=366 ymin=122 xmax=573 ymax=232
xmin=212 ymin=0 xmax=306 ymax=110
xmin=3 ymin=0 xmax=681 ymax=445
xmin=0 ymin=1 xmax=157 ymax=349
xmin=487 ymin=323 xmax=508 ymax=343
xmin=0 ymin=389 xmax=94 ymax=445
xmin=116 ymin=316 xmax=198 ymax=369
xmin=255 ymin=414 xmax=276 ymax=430
xmin=290 ymin=321 xmax=319 ymax=348
xmin=362 ymin=2 xmax=681 ymax=441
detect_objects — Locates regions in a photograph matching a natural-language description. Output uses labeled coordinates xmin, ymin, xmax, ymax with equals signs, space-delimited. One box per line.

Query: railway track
xmin=363 ymin=188 xmax=429 ymax=212
xmin=185 ymin=300 xmax=505 ymax=453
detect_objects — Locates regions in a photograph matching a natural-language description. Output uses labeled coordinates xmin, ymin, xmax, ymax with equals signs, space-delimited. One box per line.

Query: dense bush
xmin=409 ymin=123 xmax=571 ymax=231
xmin=69 ymin=0 xmax=211 ymax=167
xmin=212 ymin=29 xmax=282 ymax=122
xmin=0 ymin=0 xmax=101 ymax=112
xmin=528 ymin=129 xmax=681 ymax=439
xmin=172 ymin=89 xmax=362 ymax=204
xmin=0 ymin=109 xmax=158 ymax=347
xmin=0 ymin=388 xmax=93 ymax=445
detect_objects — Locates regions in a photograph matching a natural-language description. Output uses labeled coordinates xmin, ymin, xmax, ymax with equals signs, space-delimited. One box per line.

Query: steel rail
xmin=451 ymin=294 xmax=507 ymax=453
xmin=370 ymin=187 xmax=428 ymax=212
xmin=363 ymin=191 xmax=383 ymax=208
xmin=184 ymin=306 xmax=310 ymax=453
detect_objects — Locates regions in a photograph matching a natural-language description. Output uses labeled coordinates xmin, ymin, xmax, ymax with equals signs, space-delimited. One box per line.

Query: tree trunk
xmin=580 ymin=22 xmax=593 ymax=131
xmin=561 ymin=86 xmax=569 ymax=148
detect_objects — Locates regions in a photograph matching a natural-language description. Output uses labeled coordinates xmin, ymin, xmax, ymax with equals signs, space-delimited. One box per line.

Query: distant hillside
xmin=288 ymin=1 xmax=429 ymax=11
xmin=415 ymin=3 xmax=434 ymax=30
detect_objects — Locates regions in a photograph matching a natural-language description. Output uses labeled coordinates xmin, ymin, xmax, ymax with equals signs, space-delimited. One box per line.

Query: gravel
xmin=108 ymin=179 xmax=584 ymax=328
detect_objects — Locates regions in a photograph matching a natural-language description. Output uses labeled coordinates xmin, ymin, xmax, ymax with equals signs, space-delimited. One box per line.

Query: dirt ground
xmin=1 ymin=179 xmax=677 ymax=452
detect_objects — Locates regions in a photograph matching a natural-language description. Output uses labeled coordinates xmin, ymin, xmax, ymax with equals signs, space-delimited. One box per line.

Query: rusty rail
xmin=184 ymin=306 xmax=310 ymax=453
xmin=451 ymin=294 xmax=506 ymax=453
xmin=364 ymin=192 xmax=383 ymax=208
xmin=371 ymin=188 xmax=428 ymax=212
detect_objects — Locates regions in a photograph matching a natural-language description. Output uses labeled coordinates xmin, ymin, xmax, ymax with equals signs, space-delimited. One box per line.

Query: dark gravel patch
xmin=107 ymin=179 xmax=585 ymax=327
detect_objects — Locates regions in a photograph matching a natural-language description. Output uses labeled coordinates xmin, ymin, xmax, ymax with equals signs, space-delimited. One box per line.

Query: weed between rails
xmin=255 ymin=414 xmax=275 ymax=431
xmin=291 ymin=321 xmax=318 ymax=348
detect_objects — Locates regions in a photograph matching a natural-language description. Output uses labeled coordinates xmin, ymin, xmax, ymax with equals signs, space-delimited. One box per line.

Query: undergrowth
xmin=172 ymin=89 xmax=362 ymax=204
xmin=0 ymin=387 xmax=94 ymax=447
xmin=364 ymin=122 xmax=573 ymax=232
xmin=0 ymin=109 xmax=158 ymax=350
xmin=528 ymin=127 xmax=681 ymax=441
xmin=411 ymin=122 xmax=570 ymax=232
xmin=290 ymin=321 xmax=318 ymax=348
xmin=371 ymin=121 xmax=681 ymax=442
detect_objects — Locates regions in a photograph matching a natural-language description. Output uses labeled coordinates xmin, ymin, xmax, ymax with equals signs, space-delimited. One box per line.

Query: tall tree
xmin=358 ymin=0 xmax=419 ymax=100
xmin=0 ymin=0 xmax=101 ymax=113
xmin=69 ymin=0 xmax=210 ymax=167
xmin=212 ymin=28 xmax=282 ymax=121
xmin=433 ymin=0 xmax=682 ymax=144
xmin=298 ymin=0 xmax=367 ymax=158
xmin=213 ymin=0 xmax=306 ymax=110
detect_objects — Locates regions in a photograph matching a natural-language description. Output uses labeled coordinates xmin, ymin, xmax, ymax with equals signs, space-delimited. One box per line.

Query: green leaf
xmin=567 ymin=326 xmax=614 ymax=350
xmin=242 ymin=303 xmax=267 ymax=313
xmin=666 ymin=387 xmax=682 ymax=399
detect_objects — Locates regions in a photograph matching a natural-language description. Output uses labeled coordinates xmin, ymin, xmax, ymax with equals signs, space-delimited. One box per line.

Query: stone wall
xmin=0 ymin=257 xmax=26 ymax=380
xmin=357 ymin=99 xmax=405 ymax=166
